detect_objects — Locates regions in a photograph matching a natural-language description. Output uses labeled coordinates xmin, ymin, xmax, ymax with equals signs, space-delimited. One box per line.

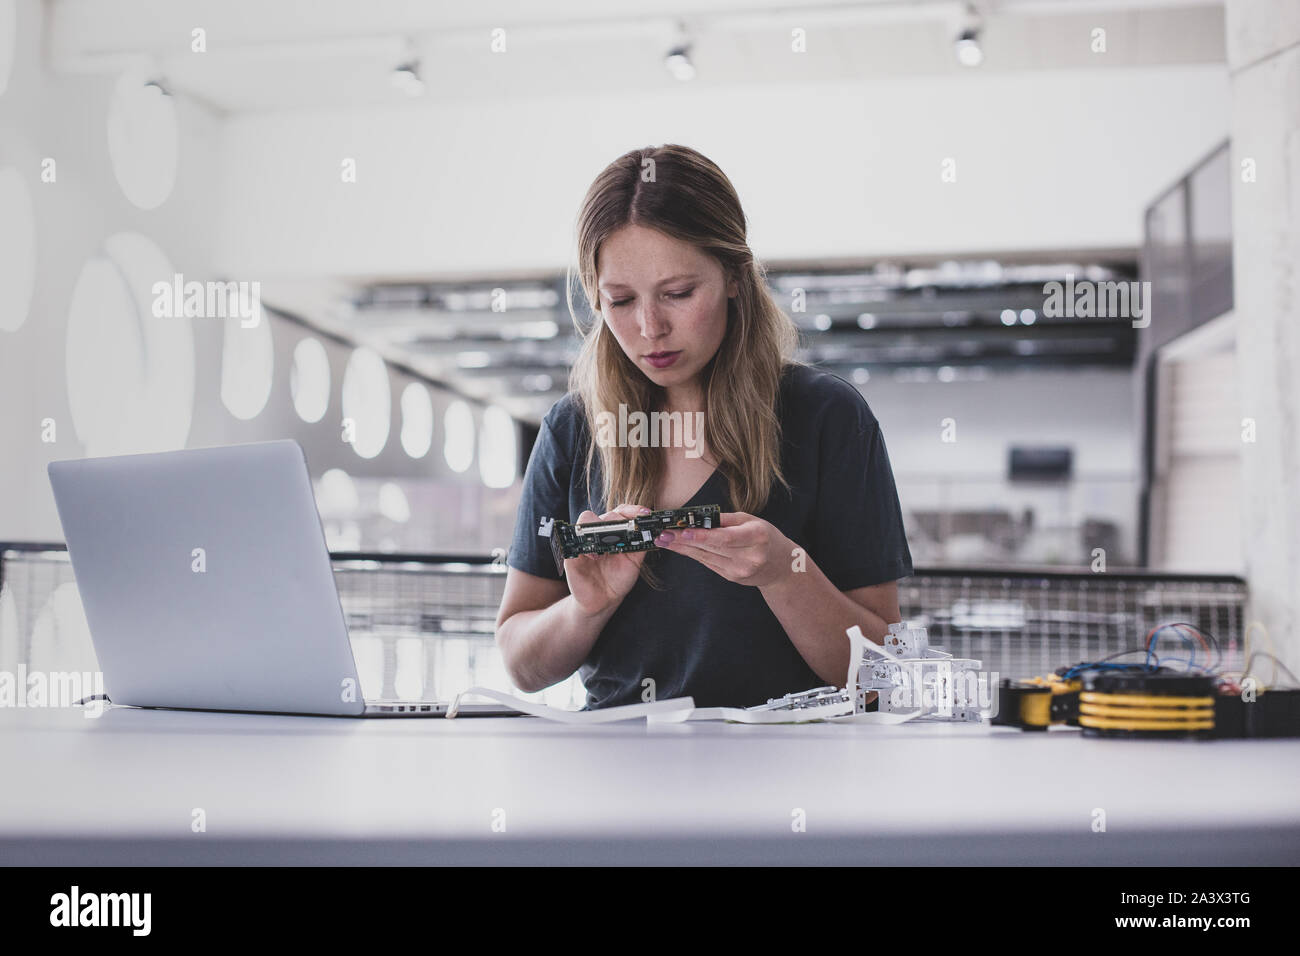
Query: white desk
xmin=1 ymin=706 xmax=1298 ymax=865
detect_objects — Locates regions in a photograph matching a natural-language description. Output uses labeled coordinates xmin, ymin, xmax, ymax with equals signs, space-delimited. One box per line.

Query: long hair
xmin=565 ymin=144 xmax=800 ymax=526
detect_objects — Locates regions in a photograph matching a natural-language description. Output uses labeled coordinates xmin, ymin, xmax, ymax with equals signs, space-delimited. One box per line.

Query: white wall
xmin=1225 ymin=0 xmax=1300 ymax=672
xmin=862 ymin=367 xmax=1139 ymax=564
xmin=0 ymin=0 xmax=515 ymax=544
xmin=214 ymin=66 xmax=1231 ymax=280
xmin=0 ymin=0 xmax=215 ymax=540
xmin=865 ymin=369 xmax=1136 ymax=477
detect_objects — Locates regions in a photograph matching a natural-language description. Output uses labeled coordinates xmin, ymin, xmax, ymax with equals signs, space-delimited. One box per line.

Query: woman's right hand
xmin=565 ymin=504 xmax=652 ymax=617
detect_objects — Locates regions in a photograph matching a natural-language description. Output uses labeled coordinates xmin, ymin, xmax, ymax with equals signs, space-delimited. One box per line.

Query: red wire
xmin=1144 ymin=622 xmax=1211 ymax=668
xmin=1174 ymin=622 xmax=1211 ymax=656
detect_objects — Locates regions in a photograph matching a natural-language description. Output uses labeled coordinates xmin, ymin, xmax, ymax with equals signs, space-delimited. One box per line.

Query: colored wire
xmin=1060 ymin=648 xmax=1160 ymax=681
xmin=1241 ymin=652 xmax=1300 ymax=691
xmin=1145 ymin=623 xmax=1195 ymax=667
xmin=1244 ymin=623 xmax=1281 ymax=685
xmin=1143 ymin=622 xmax=1222 ymax=675
xmin=1173 ymin=622 xmax=1222 ymax=671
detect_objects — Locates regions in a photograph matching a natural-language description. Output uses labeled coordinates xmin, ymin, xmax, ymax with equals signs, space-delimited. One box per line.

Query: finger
xmin=577 ymin=510 xmax=598 ymax=523
xmin=664 ymin=541 xmax=732 ymax=579
xmin=719 ymin=512 xmax=752 ymax=528
xmin=660 ymin=535 xmax=743 ymax=572
xmin=657 ymin=525 xmax=748 ymax=557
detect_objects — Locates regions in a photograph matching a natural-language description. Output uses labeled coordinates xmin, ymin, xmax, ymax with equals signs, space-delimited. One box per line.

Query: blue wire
xmin=1147 ymin=624 xmax=1198 ymax=669
xmin=1062 ymin=657 xmax=1159 ymax=680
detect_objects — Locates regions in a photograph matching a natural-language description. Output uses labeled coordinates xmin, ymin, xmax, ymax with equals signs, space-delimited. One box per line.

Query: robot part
xmin=749 ymin=686 xmax=854 ymax=717
xmin=852 ymin=622 xmax=986 ymax=722
xmin=754 ymin=622 xmax=986 ymax=722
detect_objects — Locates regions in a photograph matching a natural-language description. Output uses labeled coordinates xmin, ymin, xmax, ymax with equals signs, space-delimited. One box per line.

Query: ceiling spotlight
xmin=954 ymin=4 xmax=984 ymax=67
xmin=665 ymin=44 xmax=695 ymax=81
xmin=392 ymin=59 xmax=425 ymax=96
xmin=954 ymin=29 xmax=983 ymax=67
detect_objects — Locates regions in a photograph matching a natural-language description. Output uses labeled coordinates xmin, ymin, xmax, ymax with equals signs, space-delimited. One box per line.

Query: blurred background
xmin=0 ymin=0 xmax=1295 ymax=703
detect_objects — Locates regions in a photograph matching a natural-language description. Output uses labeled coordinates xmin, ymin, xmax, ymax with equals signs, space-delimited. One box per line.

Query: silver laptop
xmin=47 ymin=440 xmax=519 ymax=718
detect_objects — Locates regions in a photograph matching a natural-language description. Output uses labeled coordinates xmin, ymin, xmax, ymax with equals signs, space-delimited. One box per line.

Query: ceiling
xmin=51 ymin=0 xmax=1226 ymax=114
xmin=47 ymin=0 xmax=1223 ymax=422
xmin=263 ymin=254 xmax=1143 ymax=423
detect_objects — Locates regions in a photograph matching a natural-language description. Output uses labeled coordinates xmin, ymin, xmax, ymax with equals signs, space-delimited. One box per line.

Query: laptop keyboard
xmin=366 ymin=701 xmax=440 ymax=713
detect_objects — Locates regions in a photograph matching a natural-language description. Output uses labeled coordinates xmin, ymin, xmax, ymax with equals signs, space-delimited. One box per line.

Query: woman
xmin=498 ymin=144 xmax=912 ymax=710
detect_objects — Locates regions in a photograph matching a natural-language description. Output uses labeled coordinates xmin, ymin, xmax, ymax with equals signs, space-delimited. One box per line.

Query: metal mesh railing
xmin=1 ymin=545 xmax=1247 ymax=699
xmin=899 ymin=570 xmax=1246 ymax=679
xmin=0 ymin=545 xmax=585 ymax=709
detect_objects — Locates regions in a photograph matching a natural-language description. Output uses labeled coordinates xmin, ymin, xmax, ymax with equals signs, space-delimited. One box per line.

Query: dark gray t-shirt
xmin=507 ymin=362 xmax=913 ymax=710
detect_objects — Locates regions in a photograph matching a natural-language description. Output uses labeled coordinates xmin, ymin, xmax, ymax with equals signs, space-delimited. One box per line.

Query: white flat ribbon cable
xmin=647 ymin=626 xmax=922 ymax=723
xmin=647 ymin=703 xmax=851 ymax=724
xmin=645 ymin=704 xmax=923 ymax=725
xmin=445 ymin=686 xmax=696 ymax=722
xmin=446 ymin=686 xmax=922 ymax=725
xmin=446 ymin=624 xmax=930 ymax=725
xmin=825 ymin=710 xmax=923 ymax=725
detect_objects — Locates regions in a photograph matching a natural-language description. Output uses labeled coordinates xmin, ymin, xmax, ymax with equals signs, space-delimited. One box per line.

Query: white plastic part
xmin=450 ymin=621 xmax=976 ymax=726
xmin=447 ymin=686 xmax=695 ymax=722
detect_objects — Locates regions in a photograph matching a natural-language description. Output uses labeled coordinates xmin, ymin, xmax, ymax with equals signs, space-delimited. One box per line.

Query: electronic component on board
xmin=749 ymin=686 xmax=853 ymax=715
xmin=544 ymin=504 xmax=722 ymax=577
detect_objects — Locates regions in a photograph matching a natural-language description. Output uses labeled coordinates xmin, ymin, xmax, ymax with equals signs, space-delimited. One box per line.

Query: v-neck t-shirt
xmin=506 ymin=362 xmax=914 ymax=710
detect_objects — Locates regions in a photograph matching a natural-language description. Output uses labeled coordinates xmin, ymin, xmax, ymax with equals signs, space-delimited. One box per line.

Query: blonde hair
xmin=565 ymin=144 xmax=800 ymax=522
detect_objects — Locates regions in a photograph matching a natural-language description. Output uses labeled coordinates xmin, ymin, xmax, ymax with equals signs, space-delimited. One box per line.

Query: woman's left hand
xmin=654 ymin=512 xmax=794 ymax=588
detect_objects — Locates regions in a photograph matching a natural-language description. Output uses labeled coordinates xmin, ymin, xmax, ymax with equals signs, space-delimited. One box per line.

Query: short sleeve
xmin=506 ymin=411 xmax=575 ymax=580
xmin=811 ymin=406 xmax=914 ymax=591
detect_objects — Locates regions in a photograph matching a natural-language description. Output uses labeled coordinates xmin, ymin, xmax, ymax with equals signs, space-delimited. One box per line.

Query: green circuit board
xmin=546 ymin=504 xmax=722 ymax=576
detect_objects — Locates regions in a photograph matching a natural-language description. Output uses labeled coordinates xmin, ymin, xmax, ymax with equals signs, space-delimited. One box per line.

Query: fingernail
xmin=639 ymin=507 xmax=651 ymax=514
xmin=656 ymin=532 xmax=673 ymax=544
xmin=680 ymin=530 xmax=694 ymax=541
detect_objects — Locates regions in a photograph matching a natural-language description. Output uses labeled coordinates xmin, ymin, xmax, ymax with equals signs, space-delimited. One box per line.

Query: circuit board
xmin=544 ymin=504 xmax=722 ymax=576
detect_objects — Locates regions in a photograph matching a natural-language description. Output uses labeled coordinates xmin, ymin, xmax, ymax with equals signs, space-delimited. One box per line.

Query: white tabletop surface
xmin=2 ymin=706 xmax=1298 ymax=865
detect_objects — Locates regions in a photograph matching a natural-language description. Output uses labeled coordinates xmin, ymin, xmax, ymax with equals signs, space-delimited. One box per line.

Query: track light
xmin=392 ymin=59 xmax=425 ymax=96
xmin=954 ymin=4 xmax=984 ymax=67
xmin=954 ymin=29 xmax=983 ymax=67
xmin=664 ymin=44 xmax=695 ymax=81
